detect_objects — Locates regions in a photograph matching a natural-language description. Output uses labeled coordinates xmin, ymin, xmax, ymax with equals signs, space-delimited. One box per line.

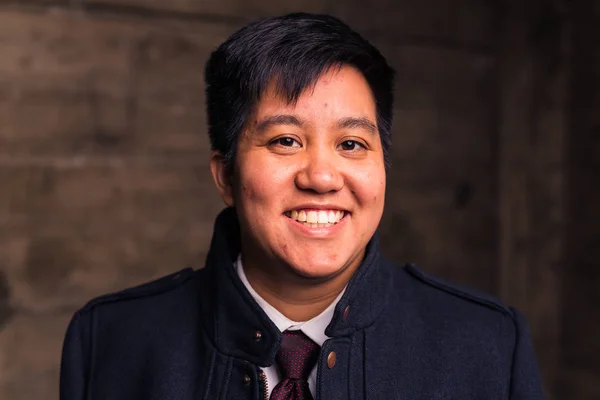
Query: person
xmin=60 ymin=13 xmax=545 ymax=400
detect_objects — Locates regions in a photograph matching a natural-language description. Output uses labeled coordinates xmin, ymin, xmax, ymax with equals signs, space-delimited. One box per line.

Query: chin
xmin=285 ymin=257 xmax=349 ymax=279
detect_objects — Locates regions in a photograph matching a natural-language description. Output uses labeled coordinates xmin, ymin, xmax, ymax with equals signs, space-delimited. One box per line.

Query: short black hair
xmin=204 ymin=13 xmax=395 ymax=169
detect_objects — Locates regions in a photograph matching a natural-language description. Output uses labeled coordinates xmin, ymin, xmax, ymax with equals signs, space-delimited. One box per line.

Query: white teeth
xmin=318 ymin=211 xmax=329 ymax=224
xmin=328 ymin=211 xmax=337 ymax=223
xmin=298 ymin=210 xmax=307 ymax=222
xmin=287 ymin=209 xmax=346 ymax=226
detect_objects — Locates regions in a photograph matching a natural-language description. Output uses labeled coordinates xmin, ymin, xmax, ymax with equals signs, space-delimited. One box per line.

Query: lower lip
xmin=285 ymin=214 xmax=348 ymax=236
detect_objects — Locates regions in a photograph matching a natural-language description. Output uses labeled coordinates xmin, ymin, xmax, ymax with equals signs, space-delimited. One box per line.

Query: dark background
xmin=0 ymin=0 xmax=597 ymax=399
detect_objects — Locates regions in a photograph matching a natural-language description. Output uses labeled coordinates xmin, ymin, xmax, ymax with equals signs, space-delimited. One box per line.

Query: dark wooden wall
xmin=560 ymin=1 xmax=600 ymax=398
xmin=0 ymin=0 xmax=596 ymax=399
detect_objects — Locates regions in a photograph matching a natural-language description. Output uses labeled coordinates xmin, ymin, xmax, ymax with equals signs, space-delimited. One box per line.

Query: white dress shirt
xmin=236 ymin=256 xmax=345 ymax=398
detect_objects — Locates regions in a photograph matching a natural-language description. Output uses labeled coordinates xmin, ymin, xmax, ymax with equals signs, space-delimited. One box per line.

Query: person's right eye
xmin=271 ymin=137 xmax=301 ymax=148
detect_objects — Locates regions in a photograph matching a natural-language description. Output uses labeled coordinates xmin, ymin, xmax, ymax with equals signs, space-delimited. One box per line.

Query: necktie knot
xmin=276 ymin=330 xmax=320 ymax=380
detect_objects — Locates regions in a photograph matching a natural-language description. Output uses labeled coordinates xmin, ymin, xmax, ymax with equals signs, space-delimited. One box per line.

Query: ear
xmin=210 ymin=152 xmax=235 ymax=207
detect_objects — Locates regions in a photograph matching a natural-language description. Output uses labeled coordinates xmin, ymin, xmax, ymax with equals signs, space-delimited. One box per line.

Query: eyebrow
xmin=336 ymin=117 xmax=378 ymax=134
xmin=253 ymin=114 xmax=378 ymax=135
xmin=255 ymin=114 xmax=304 ymax=132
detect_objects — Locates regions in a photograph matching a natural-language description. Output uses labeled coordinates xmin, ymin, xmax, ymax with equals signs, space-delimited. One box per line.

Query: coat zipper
xmin=258 ymin=370 xmax=269 ymax=400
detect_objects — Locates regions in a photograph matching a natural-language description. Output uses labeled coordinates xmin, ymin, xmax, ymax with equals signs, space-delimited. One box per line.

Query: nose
xmin=295 ymin=147 xmax=344 ymax=194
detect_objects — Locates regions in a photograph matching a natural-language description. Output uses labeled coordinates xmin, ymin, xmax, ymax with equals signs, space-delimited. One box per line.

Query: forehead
xmin=252 ymin=66 xmax=377 ymax=120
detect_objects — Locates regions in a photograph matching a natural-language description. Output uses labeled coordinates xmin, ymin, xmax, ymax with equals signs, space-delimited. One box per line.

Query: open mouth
xmin=284 ymin=209 xmax=347 ymax=228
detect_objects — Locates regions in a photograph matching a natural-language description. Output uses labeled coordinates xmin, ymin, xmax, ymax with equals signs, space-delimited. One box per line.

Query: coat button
xmin=327 ymin=351 xmax=337 ymax=369
xmin=243 ymin=375 xmax=251 ymax=385
xmin=343 ymin=306 xmax=350 ymax=321
xmin=254 ymin=331 xmax=262 ymax=342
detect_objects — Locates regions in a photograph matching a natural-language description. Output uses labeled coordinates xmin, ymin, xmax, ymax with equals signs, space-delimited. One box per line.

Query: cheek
xmin=241 ymin=179 xmax=260 ymax=199
xmin=237 ymin=159 xmax=293 ymax=203
xmin=239 ymin=176 xmax=272 ymax=205
xmin=353 ymin=167 xmax=386 ymax=206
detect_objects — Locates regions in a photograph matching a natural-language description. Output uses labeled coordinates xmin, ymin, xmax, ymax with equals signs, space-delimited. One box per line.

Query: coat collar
xmin=199 ymin=207 xmax=393 ymax=367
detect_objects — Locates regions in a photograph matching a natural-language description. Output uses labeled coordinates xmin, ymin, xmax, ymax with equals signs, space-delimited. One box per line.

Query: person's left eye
xmin=337 ymin=140 xmax=366 ymax=151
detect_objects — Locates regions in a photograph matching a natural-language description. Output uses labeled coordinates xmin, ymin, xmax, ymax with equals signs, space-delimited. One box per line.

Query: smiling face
xmin=211 ymin=65 xmax=386 ymax=280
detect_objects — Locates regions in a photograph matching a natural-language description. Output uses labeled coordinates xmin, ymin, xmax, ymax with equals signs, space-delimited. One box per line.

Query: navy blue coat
xmin=60 ymin=208 xmax=545 ymax=399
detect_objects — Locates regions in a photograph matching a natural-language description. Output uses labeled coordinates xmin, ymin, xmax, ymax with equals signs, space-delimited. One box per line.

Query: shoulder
xmin=62 ymin=268 xmax=211 ymax=378
xmin=64 ymin=268 xmax=205 ymax=353
xmin=398 ymin=262 xmax=515 ymax=320
xmin=77 ymin=267 xmax=202 ymax=316
xmin=384 ymin=262 xmax=528 ymax=348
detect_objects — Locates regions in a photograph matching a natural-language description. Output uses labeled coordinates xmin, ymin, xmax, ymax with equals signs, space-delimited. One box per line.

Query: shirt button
xmin=327 ymin=351 xmax=337 ymax=369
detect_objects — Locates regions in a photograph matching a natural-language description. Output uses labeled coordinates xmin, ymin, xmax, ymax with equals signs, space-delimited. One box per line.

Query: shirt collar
xmin=236 ymin=255 xmax=345 ymax=347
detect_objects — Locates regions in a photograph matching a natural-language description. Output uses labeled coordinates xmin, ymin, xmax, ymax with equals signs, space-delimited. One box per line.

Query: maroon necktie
xmin=270 ymin=330 xmax=320 ymax=400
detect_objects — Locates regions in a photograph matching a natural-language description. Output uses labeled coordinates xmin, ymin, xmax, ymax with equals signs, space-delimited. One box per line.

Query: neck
xmin=241 ymin=252 xmax=363 ymax=322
